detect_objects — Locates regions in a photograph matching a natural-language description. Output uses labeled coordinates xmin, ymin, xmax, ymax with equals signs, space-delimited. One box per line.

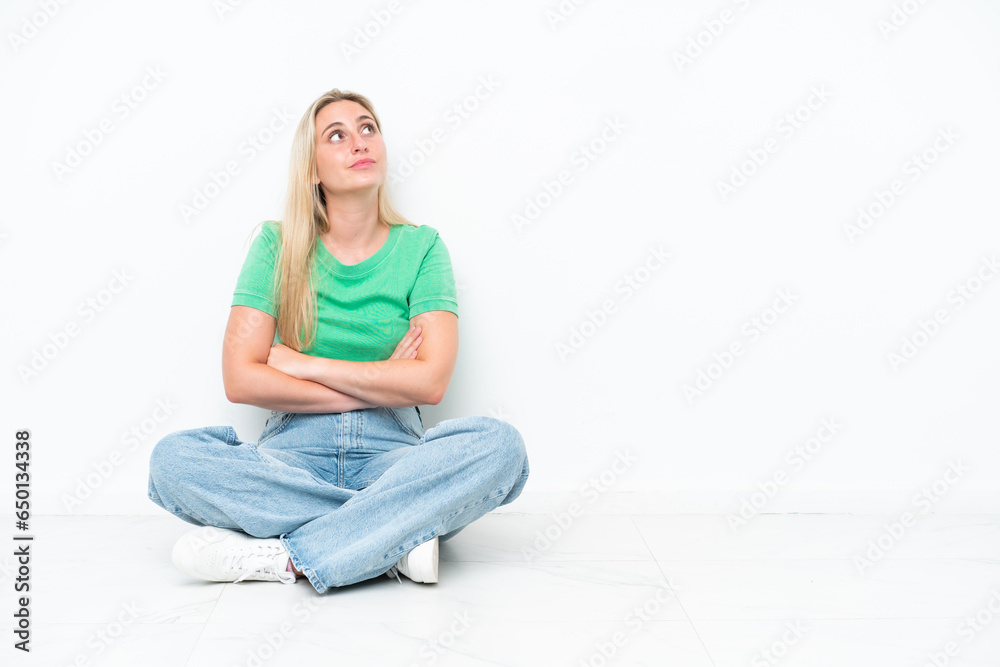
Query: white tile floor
xmin=2 ymin=513 xmax=999 ymax=666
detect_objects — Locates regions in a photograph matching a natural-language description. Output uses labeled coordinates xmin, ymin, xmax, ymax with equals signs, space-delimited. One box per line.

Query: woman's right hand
xmin=388 ymin=325 xmax=422 ymax=360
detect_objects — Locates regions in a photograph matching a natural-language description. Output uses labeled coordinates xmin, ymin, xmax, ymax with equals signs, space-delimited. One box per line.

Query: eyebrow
xmin=321 ymin=115 xmax=376 ymax=136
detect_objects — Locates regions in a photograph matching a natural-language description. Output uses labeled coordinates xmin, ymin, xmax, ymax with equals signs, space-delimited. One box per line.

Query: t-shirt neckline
xmin=315 ymin=223 xmax=401 ymax=277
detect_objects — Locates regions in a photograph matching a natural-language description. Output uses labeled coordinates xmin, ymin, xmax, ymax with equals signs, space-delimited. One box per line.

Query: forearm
xmin=300 ymin=357 xmax=437 ymax=408
xmin=227 ymin=361 xmax=379 ymax=413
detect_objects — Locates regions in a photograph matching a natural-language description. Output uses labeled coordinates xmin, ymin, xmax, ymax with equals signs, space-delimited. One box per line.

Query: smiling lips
xmin=351 ymin=159 xmax=375 ymax=168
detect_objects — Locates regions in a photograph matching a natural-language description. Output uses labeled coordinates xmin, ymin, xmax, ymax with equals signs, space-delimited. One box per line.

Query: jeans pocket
xmin=258 ymin=412 xmax=294 ymax=446
xmin=382 ymin=406 xmax=423 ymax=440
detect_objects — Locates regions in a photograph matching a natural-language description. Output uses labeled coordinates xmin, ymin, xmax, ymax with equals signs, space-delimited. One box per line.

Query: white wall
xmin=3 ymin=0 xmax=998 ymax=518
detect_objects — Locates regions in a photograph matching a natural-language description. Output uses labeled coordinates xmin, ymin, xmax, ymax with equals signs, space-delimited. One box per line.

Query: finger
xmin=404 ymin=331 xmax=422 ymax=348
xmin=395 ymin=327 xmax=417 ymax=349
xmin=392 ymin=329 xmax=415 ymax=351
xmin=390 ymin=327 xmax=422 ymax=360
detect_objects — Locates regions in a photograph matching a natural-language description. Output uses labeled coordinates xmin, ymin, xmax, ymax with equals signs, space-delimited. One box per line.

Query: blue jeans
xmin=147 ymin=406 xmax=529 ymax=593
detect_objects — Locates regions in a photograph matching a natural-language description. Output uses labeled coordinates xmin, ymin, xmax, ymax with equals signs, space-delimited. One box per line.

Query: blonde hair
xmin=270 ymin=88 xmax=416 ymax=351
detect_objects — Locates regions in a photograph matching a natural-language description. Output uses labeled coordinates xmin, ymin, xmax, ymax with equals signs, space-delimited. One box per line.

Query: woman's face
xmin=313 ymin=100 xmax=387 ymax=198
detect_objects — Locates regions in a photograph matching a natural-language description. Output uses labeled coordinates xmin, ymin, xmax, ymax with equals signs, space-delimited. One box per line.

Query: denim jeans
xmin=147 ymin=406 xmax=530 ymax=594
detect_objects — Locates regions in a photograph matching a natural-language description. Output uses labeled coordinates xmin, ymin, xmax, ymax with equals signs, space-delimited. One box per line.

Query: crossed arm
xmin=222 ymin=305 xmax=458 ymax=413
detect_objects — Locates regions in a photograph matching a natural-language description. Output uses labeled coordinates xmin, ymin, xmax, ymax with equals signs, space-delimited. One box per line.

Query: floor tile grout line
xmin=181 ymin=584 xmax=228 ymax=667
xmin=629 ymin=514 xmax=719 ymax=667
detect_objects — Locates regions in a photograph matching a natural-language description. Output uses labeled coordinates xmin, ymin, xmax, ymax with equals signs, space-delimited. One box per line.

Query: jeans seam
xmin=385 ymin=525 xmax=444 ymax=562
xmin=441 ymin=488 xmax=508 ymax=523
xmin=242 ymin=440 xmax=269 ymax=463
xmin=281 ymin=535 xmax=327 ymax=594
xmin=338 ymin=441 xmax=346 ymax=489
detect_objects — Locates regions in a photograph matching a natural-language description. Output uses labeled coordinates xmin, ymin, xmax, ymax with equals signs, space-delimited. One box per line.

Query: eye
xmin=328 ymin=123 xmax=377 ymax=142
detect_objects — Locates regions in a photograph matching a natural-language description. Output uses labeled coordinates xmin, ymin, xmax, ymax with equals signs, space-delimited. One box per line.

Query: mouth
xmin=350 ymin=159 xmax=375 ymax=168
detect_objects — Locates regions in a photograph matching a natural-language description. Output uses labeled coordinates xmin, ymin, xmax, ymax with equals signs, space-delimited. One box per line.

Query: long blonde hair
xmin=272 ymin=88 xmax=416 ymax=351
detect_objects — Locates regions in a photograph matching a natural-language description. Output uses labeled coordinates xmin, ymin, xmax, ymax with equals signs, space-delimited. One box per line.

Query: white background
xmin=2 ymin=0 xmax=999 ymax=518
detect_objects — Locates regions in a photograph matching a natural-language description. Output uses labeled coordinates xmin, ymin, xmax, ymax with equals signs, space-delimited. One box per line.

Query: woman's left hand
xmin=266 ymin=343 xmax=312 ymax=380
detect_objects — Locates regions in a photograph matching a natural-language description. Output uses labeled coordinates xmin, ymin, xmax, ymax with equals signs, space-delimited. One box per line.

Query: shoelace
xmin=224 ymin=544 xmax=296 ymax=585
xmin=385 ymin=563 xmax=402 ymax=584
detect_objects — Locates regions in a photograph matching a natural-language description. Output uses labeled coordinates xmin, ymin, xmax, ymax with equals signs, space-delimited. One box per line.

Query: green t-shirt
xmin=231 ymin=221 xmax=458 ymax=362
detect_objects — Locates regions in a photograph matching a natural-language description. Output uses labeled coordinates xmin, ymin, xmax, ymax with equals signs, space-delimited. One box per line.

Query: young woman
xmin=147 ymin=88 xmax=530 ymax=594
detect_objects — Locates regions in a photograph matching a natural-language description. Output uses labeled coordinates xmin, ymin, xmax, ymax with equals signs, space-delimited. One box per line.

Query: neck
xmin=321 ymin=189 xmax=383 ymax=249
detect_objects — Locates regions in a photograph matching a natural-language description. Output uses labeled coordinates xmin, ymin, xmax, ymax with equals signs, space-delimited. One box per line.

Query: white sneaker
xmin=171 ymin=526 xmax=296 ymax=585
xmin=386 ymin=536 xmax=439 ymax=584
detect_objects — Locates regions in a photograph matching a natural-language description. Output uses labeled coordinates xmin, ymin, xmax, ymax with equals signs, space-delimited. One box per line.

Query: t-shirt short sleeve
xmin=231 ymin=221 xmax=280 ymax=317
xmin=408 ymin=230 xmax=458 ymax=319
